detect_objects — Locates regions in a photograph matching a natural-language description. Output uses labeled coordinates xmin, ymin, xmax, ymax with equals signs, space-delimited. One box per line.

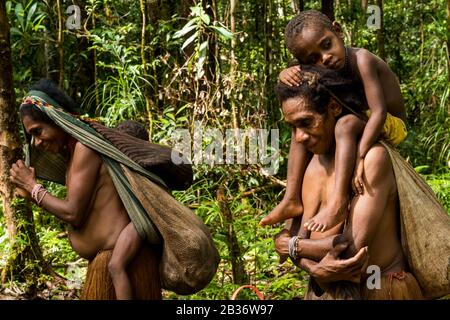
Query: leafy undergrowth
xmin=1 ymin=167 xmax=448 ymax=300
xmin=0 ymin=195 xmax=87 ymax=300
xmin=414 ymin=167 xmax=450 ymax=213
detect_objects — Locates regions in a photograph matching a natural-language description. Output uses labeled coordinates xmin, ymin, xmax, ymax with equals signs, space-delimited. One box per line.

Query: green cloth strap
xmin=45 ymin=107 xmax=167 ymax=188
xmin=24 ymin=95 xmax=165 ymax=244
xmin=27 ymin=90 xmax=64 ymax=109
xmin=44 ymin=108 xmax=163 ymax=244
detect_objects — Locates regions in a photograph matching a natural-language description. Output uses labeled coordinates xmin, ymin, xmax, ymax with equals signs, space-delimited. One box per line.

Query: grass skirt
xmin=80 ymin=245 xmax=162 ymax=300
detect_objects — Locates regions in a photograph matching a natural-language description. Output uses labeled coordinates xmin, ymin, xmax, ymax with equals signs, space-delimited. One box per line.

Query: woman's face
xmin=22 ymin=115 xmax=68 ymax=154
xmin=282 ymin=95 xmax=338 ymax=155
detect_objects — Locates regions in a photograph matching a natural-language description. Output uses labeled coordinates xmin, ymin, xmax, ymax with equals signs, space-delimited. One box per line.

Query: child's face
xmin=291 ymin=24 xmax=346 ymax=70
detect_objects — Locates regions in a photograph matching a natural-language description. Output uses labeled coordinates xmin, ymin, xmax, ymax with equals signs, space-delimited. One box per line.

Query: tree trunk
xmin=181 ymin=0 xmax=194 ymax=18
xmin=147 ymin=0 xmax=158 ymax=25
xmin=217 ymin=187 xmax=248 ymax=285
xmin=44 ymin=28 xmax=51 ymax=79
xmin=158 ymin=0 xmax=173 ymax=20
xmin=73 ymin=0 xmax=95 ymax=103
xmin=202 ymin=0 xmax=217 ymax=84
xmin=376 ymin=0 xmax=385 ymax=60
xmin=140 ymin=0 xmax=154 ymax=140
xmin=361 ymin=0 xmax=368 ymax=10
xmin=446 ymin=0 xmax=450 ymax=78
xmin=264 ymin=0 xmax=276 ymax=125
xmin=0 ymin=1 xmax=22 ymax=240
xmin=290 ymin=0 xmax=304 ymax=13
xmin=343 ymin=0 xmax=357 ymax=46
xmin=299 ymin=0 xmax=305 ymax=11
xmin=56 ymin=0 xmax=64 ymax=87
xmin=0 ymin=1 xmax=48 ymax=296
xmin=321 ymin=0 xmax=334 ymax=21
xmin=90 ymin=3 xmax=100 ymax=110
xmin=229 ymin=0 xmax=239 ymax=129
xmin=420 ymin=3 xmax=424 ymax=67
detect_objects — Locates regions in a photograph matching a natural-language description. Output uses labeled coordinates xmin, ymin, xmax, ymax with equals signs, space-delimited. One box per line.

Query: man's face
xmin=291 ymin=24 xmax=346 ymax=70
xmin=282 ymin=96 xmax=336 ymax=154
xmin=22 ymin=115 xmax=67 ymax=154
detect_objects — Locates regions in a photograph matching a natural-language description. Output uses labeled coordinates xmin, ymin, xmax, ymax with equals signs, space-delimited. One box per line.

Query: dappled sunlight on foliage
xmin=0 ymin=0 xmax=448 ymax=300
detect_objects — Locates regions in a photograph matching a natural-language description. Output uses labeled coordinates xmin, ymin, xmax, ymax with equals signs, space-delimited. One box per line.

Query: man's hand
xmin=274 ymin=229 xmax=290 ymax=263
xmin=10 ymin=160 xmax=37 ymax=193
xmin=310 ymin=242 xmax=369 ymax=284
xmin=278 ymin=66 xmax=302 ymax=86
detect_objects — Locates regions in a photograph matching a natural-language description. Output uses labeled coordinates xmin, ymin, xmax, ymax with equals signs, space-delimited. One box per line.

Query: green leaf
xmin=166 ymin=113 xmax=176 ymax=121
xmin=14 ymin=2 xmax=23 ymax=16
xmin=195 ymin=40 xmax=208 ymax=78
xmin=211 ymin=26 xmax=233 ymax=39
xmin=181 ymin=32 xmax=197 ymax=51
xmin=199 ymin=40 xmax=208 ymax=54
xmin=199 ymin=11 xmax=210 ymax=25
xmin=10 ymin=27 xmax=23 ymax=36
xmin=196 ymin=55 xmax=206 ymax=79
xmin=160 ymin=118 xmax=170 ymax=126
xmin=190 ymin=5 xmax=203 ymax=17
xmin=33 ymin=14 xmax=46 ymax=31
xmin=27 ymin=2 xmax=37 ymax=23
xmin=176 ymin=104 xmax=189 ymax=115
xmin=173 ymin=24 xmax=197 ymax=39
xmin=174 ymin=18 xmax=198 ymax=37
xmin=15 ymin=3 xmax=24 ymax=29
xmin=414 ymin=165 xmax=430 ymax=173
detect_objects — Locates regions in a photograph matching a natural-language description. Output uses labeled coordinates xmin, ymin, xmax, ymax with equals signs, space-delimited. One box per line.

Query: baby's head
xmin=285 ymin=10 xmax=346 ymax=70
xmin=116 ymin=120 xmax=149 ymax=141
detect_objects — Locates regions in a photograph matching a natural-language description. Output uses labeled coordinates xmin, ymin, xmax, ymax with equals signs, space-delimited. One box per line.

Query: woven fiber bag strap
xmin=231 ymin=285 xmax=265 ymax=300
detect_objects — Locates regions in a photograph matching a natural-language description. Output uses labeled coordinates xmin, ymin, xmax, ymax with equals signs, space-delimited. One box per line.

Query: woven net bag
xmin=123 ymin=166 xmax=220 ymax=295
xmin=382 ymin=142 xmax=450 ymax=299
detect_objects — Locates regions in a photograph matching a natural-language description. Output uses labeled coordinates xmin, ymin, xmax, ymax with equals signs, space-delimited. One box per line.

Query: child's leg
xmin=260 ymin=129 xmax=312 ymax=226
xmin=305 ymin=115 xmax=365 ymax=232
xmin=108 ymin=222 xmax=142 ymax=300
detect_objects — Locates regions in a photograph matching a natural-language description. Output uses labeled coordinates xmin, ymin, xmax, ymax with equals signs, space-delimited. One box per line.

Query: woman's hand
xmin=310 ymin=242 xmax=369 ymax=284
xmin=278 ymin=66 xmax=302 ymax=86
xmin=10 ymin=160 xmax=37 ymax=193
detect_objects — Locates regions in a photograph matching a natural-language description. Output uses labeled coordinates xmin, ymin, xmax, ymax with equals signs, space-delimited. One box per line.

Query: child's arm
xmin=356 ymin=53 xmax=388 ymax=159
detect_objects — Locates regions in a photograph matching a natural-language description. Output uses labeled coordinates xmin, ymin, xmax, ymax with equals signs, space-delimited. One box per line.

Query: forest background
xmin=0 ymin=0 xmax=449 ymax=300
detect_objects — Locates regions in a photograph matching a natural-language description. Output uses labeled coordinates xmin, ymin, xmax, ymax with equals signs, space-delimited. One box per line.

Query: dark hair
xmin=275 ymin=80 xmax=331 ymax=115
xmin=285 ymin=10 xmax=333 ymax=55
xmin=275 ymin=64 xmax=365 ymax=115
xmin=20 ymin=78 xmax=78 ymax=124
xmin=116 ymin=120 xmax=149 ymax=141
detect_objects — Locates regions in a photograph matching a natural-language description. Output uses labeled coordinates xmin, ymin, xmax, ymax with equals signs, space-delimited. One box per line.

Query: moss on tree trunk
xmin=0 ymin=1 xmax=53 ymax=297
